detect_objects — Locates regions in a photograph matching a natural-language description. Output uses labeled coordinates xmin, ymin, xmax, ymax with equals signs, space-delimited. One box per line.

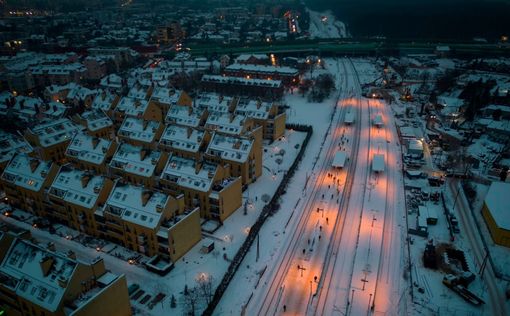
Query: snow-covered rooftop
xmin=202 ymin=74 xmax=283 ymax=88
xmin=118 ymin=117 xmax=161 ymax=144
xmin=194 ymin=93 xmax=233 ymax=114
xmin=206 ymin=133 xmax=253 ymax=163
xmin=29 ymin=118 xmax=81 ymax=147
xmin=66 ymin=133 xmax=112 ymax=165
xmin=0 ymin=239 xmax=77 ymax=312
xmin=0 ymin=131 xmax=33 ymax=165
xmin=226 ymin=63 xmax=299 ymax=75
xmin=205 ymin=113 xmax=247 ymax=136
xmin=91 ymin=91 xmax=118 ymax=112
xmin=80 ymin=109 xmax=113 ymax=132
xmin=166 ymin=104 xmax=203 ymax=128
xmin=110 ymin=143 xmax=161 ymax=177
xmin=115 ymin=97 xmax=149 ymax=118
xmin=160 ymin=125 xmax=204 ymax=154
xmin=150 ymin=87 xmax=182 ymax=105
xmin=104 ymin=183 xmax=169 ymax=229
xmin=162 ymin=156 xmax=217 ymax=192
xmin=235 ymin=99 xmax=273 ymax=120
xmin=1 ymin=154 xmax=53 ymax=192
xmin=49 ymin=166 xmax=106 ymax=209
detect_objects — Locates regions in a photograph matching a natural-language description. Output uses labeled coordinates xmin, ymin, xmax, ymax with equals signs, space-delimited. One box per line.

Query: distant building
xmin=113 ymin=97 xmax=162 ymax=123
xmin=74 ymin=109 xmax=115 ymax=139
xmin=224 ymin=63 xmax=299 ymax=86
xmin=201 ymin=74 xmax=284 ymax=99
xmin=234 ymin=54 xmax=270 ymax=65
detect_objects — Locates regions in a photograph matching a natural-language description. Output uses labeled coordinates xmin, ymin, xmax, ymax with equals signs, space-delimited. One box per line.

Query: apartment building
xmin=47 ymin=165 xmax=114 ymax=235
xmin=224 ymin=63 xmax=300 ymax=86
xmin=73 ymin=109 xmax=115 ymax=139
xmin=165 ymin=104 xmax=208 ymax=128
xmin=201 ymin=75 xmax=284 ymax=100
xmin=96 ymin=182 xmax=201 ymax=261
xmin=0 ymin=154 xmax=58 ymax=216
xmin=159 ymin=125 xmax=209 ymax=161
xmin=159 ymin=155 xmax=242 ymax=222
xmin=117 ymin=117 xmax=164 ymax=149
xmin=90 ymin=90 xmax=120 ymax=118
xmin=113 ymin=97 xmax=162 ymax=123
xmin=65 ymin=133 xmax=117 ymax=174
xmin=205 ymin=130 xmax=262 ymax=185
xmin=0 ymin=131 xmax=34 ymax=171
xmin=234 ymin=99 xmax=286 ymax=141
xmin=204 ymin=112 xmax=255 ymax=137
xmin=0 ymin=237 xmax=131 ymax=316
xmin=194 ymin=93 xmax=237 ymax=115
xmin=149 ymin=88 xmax=191 ymax=116
xmin=24 ymin=118 xmax=82 ymax=161
xmin=127 ymin=83 xmax=153 ymax=101
xmin=109 ymin=143 xmax=167 ymax=187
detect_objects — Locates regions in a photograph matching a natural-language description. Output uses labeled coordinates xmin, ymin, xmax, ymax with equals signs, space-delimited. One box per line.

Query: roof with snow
xmin=206 ymin=133 xmax=253 ymax=163
xmin=226 ymin=63 xmax=299 ymax=76
xmin=1 ymin=154 xmax=53 ymax=192
xmin=115 ymin=97 xmax=149 ymax=118
xmin=91 ymin=91 xmax=118 ymax=111
xmin=205 ymin=113 xmax=247 ymax=136
xmin=484 ymin=181 xmax=510 ymax=230
xmin=104 ymin=183 xmax=169 ymax=229
xmin=201 ymin=74 xmax=283 ymax=88
xmin=49 ymin=165 xmax=106 ymax=209
xmin=166 ymin=104 xmax=203 ymax=128
xmin=150 ymin=87 xmax=182 ymax=105
xmin=0 ymin=238 xmax=77 ymax=312
xmin=0 ymin=131 xmax=33 ymax=165
xmin=194 ymin=93 xmax=233 ymax=114
xmin=66 ymin=133 xmax=113 ymax=165
xmin=235 ymin=99 xmax=273 ymax=120
xmin=332 ymin=151 xmax=347 ymax=168
xmin=28 ymin=118 xmax=81 ymax=147
xmin=110 ymin=143 xmax=161 ymax=177
xmin=160 ymin=125 xmax=204 ymax=154
xmin=373 ymin=154 xmax=385 ymax=172
xmin=161 ymin=156 xmax=217 ymax=192
xmin=118 ymin=117 xmax=161 ymax=144
xmin=80 ymin=109 xmax=113 ymax=132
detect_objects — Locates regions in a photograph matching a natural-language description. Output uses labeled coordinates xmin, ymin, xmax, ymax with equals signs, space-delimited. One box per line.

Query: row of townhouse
xmin=0 ymin=154 xmax=202 ymax=264
xmin=0 ymin=228 xmax=131 ymax=316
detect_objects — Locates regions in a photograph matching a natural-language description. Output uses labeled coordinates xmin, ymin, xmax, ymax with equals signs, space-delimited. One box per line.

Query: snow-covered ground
xmin=307 ymin=9 xmax=348 ymax=39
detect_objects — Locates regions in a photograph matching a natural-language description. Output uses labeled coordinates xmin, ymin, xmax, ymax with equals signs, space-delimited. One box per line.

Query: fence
xmin=202 ymin=124 xmax=313 ymax=315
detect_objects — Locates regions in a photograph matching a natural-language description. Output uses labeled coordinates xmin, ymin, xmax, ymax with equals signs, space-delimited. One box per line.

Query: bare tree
xmin=183 ymin=286 xmax=200 ymax=316
xmin=196 ymin=274 xmax=214 ymax=305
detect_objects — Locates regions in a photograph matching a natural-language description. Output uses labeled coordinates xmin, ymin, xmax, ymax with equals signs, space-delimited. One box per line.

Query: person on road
xmin=283 ymin=305 xmax=287 ymax=312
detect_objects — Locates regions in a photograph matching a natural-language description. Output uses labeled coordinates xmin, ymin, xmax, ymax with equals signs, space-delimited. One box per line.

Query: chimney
xmin=92 ymin=137 xmax=100 ymax=149
xmin=143 ymin=120 xmax=149 ymax=130
xmin=46 ymin=242 xmax=56 ymax=252
xmin=29 ymin=159 xmax=40 ymax=173
xmin=195 ymin=161 xmax=202 ymax=174
xmin=66 ymin=250 xmax=76 ymax=260
xmin=81 ymin=173 xmax=91 ymax=188
xmin=256 ymin=100 xmax=262 ymax=109
xmin=233 ymin=140 xmax=241 ymax=149
xmin=57 ymin=275 xmax=68 ymax=288
xmin=140 ymin=149 xmax=148 ymax=161
xmin=141 ymin=190 xmax=152 ymax=206
xmin=39 ymin=255 xmax=54 ymax=277
xmin=230 ymin=113 xmax=235 ymax=123
xmin=187 ymin=127 xmax=192 ymax=138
